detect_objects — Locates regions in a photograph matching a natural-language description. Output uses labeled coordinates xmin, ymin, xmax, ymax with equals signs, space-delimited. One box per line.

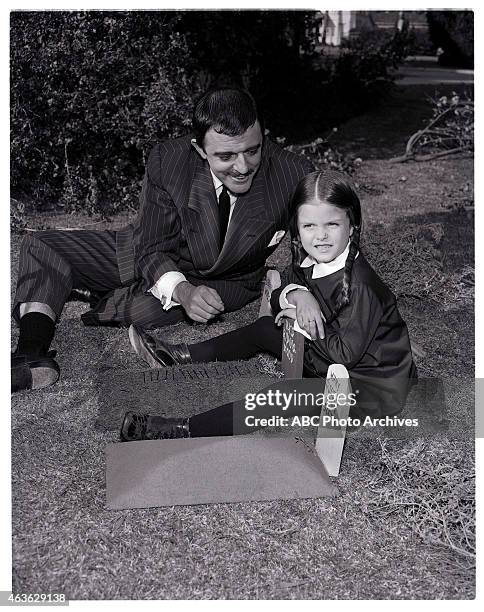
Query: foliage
xmin=11 ymin=11 xmax=201 ymax=216
xmin=11 ymin=10 xmax=414 ymax=221
xmin=418 ymin=92 xmax=474 ymax=153
xmin=280 ymin=131 xmax=362 ymax=175
xmin=392 ymin=90 xmax=474 ymax=162
xmin=176 ymin=10 xmax=319 ymax=137
xmin=10 ymin=199 xmax=27 ymax=234
xmin=405 ymin=27 xmax=436 ymax=56
xmin=313 ymin=27 xmax=412 ymax=125
xmin=426 ymin=10 xmax=473 ymax=68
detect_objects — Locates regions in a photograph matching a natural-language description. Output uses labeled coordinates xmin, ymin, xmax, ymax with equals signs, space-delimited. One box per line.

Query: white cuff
xmin=279 ymin=284 xmax=309 ymax=309
xmin=149 ymin=271 xmax=187 ymax=311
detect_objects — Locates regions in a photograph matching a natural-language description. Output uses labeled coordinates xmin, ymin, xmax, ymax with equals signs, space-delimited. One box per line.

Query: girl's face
xmin=297 ymin=200 xmax=353 ymax=264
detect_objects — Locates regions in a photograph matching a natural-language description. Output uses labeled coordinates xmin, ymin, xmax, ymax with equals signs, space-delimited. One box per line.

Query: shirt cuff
xmin=149 ymin=271 xmax=187 ymax=311
xmin=279 ymin=284 xmax=309 ymax=309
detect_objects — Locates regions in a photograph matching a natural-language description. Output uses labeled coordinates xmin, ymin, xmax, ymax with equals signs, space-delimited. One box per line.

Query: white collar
xmin=300 ymin=242 xmax=358 ymax=279
xmin=210 ymin=170 xmax=238 ymax=203
xmin=210 ymin=170 xmax=224 ymax=192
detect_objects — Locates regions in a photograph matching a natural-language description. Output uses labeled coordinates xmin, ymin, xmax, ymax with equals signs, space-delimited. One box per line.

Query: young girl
xmin=121 ymin=170 xmax=417 ymax=441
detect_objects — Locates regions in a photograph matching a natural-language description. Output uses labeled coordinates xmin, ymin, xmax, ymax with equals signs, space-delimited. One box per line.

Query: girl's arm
xmin=307 ymin=284 xmax=383 ymax=369
xmin=270 ymin=265 xmax=298 ymax=314
xmin=270 ymin=267 xmax=325 ymax=339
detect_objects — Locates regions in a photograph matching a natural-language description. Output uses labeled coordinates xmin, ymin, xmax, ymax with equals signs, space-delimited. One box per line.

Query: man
xmin=11 ymin=88 xmax=313 ymax=392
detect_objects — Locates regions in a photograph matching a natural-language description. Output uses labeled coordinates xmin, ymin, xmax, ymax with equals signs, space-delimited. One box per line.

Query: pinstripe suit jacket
xmin=116 ymin=135 xmax=313 ymax=300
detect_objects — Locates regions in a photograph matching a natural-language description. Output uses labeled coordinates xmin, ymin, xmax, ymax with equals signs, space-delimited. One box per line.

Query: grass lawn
xmin=10 ymin=84 xmax=475 ymax=599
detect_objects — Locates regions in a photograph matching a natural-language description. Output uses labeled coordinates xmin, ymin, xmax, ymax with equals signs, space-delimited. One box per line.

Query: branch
xmin=389 ymin=147 xmax=469 ymax=164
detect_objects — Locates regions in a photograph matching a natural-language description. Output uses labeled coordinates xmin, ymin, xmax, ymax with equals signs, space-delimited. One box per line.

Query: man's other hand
xmin=173 ymin=282 xmax=224 ymax=322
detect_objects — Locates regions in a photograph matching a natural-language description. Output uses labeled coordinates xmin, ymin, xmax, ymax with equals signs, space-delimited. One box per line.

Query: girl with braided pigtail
xmin=121 ymin=170 xmax=417 ymax=441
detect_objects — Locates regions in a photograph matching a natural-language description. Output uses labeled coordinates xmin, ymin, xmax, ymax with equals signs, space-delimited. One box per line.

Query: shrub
xmin=176 ymin=10 xmax=319 ymax=139
xmin=426 ymin=10 xmax=473 ymax=68
xmin=298 ymin=27 xmax=413 ymax=134
xmin=11 ymin=11 xmax=201 ymax=216
xmin=393 ymin=89 xmax=474 ymax=162
xmin=11 ymin=10 xmax=414 ymax=221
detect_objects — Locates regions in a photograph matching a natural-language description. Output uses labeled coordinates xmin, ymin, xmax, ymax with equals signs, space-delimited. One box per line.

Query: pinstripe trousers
xmin=13 ymin=230 xmax=261 ymax=329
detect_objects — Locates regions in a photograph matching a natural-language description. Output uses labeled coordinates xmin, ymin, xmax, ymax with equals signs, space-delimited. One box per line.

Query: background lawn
xmin=10 ymin=83 xmax=475 ymax=599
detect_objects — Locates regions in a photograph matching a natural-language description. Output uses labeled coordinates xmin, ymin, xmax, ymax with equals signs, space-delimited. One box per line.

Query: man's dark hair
xmin=192 ymin=88 xmax=261 ymax=148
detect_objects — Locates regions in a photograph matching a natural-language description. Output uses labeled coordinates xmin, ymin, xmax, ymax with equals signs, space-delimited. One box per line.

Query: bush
xmin=176 ymin=10 xmax=319 ymax=139
xmin=11 ymin=10 xmax=415 ymax=221
xmin=11 ymin=11 xmax=201 ymax=216
xmin=298 ymin=27 xmax=413 ymax=133
xmin=426 ymin=10 xmax=473 ymax=68
xmin=393 ymin=89 xmax=474 ymax=162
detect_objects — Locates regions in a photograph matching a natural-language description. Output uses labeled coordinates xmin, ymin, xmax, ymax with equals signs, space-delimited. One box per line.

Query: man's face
xmin=195 ymin=121 xmax=263 ymax=194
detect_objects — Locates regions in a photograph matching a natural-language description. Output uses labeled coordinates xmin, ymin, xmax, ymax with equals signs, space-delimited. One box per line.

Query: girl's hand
xmin=275 ymin=308 xmax=297 ymax=326
xmin=288 ymin=290 xmax=325 ymax=340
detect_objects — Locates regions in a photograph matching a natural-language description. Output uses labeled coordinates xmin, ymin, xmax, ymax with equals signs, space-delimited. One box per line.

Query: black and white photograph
xmin=4 ymin=3 xmax=477 ymax=603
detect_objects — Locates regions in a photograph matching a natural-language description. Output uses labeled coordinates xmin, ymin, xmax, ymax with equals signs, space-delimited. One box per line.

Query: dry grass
xmin=367 ymin=438 xmax=475 ymax=562
xmin=10 ymin=86 xmax=475 ymax=599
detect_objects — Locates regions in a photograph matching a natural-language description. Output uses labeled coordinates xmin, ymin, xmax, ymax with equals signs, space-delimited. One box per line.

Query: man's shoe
xmin=11 ymin=354 xmax=60 ymax=393
xmin=68 ymin=288 xmax=107 ymax=308
xmin=120 ymin=411 xmax=190 ymax=442
xmin=128 ymin=325 xmax=192 ymax=368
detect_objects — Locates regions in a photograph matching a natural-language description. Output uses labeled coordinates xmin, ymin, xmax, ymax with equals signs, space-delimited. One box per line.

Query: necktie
xmin=218 ymin=185 xmax=231 ymax=249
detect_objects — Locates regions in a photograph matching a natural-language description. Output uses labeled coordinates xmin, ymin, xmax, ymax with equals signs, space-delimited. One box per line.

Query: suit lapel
xmin=182 ymin=156 xmax=220 ymax=270
xmin=182 ymin=141 xmax=277 ymax=276
xmin=207 ymin=166 xmax=273 ymax=275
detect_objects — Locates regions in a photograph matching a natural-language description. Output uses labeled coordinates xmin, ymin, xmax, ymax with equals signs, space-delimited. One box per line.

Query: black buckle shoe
xmin=120 ymin=411 xmax=190 ymax=442
xmin=128 ymin=325 xmax=192 ymax=368
xmin=11 ymin=354 xmax=60 ymax=393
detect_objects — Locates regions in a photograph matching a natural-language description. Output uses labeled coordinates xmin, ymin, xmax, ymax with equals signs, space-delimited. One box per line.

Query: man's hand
xmin=287 ymin=289 xmax=325 ymax=340
xmin=173 ymin=281 xmax=224 ymax=323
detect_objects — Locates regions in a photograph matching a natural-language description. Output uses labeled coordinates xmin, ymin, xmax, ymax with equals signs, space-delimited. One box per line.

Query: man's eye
xmin=246 ymin=148 xmax=259 ymax=156
xmin=328 ymin=223 xmax=339 ymax=227
xmin=218 ymin=154 xmax=234 ymax=162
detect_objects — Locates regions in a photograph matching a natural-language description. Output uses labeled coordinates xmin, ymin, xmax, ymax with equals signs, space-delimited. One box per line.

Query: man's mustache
xmin=229 ymin=169 xmax=255 ymax=178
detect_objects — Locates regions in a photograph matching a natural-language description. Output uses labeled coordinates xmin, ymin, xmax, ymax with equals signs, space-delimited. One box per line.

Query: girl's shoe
xmin=120 ymin=411 xmax=190 ymax=441
xmin=128 ymin=325 xmax=192 ymax=368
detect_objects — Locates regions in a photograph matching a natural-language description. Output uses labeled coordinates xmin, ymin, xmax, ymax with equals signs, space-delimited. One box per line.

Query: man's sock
xmin=15 ymin=312 xmax=55 ymax=357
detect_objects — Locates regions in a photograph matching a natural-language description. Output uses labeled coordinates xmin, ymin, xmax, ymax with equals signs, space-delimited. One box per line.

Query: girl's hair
xmin=289 ymin=170 xmax=362 ymax=323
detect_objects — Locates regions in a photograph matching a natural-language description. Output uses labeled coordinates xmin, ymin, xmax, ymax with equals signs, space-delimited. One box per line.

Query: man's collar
xmin=300 ymin=242 xmax=359 ymax=279
xmin=209 ymin=170 xmax=239 ymax=203
xmin=210 ymin=169 xmax=224 ymax=192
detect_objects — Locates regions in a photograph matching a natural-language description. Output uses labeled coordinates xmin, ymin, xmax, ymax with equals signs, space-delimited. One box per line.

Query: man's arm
xmin=133 ymin=145 xmax=185 ymax=293
xmin=135 ymin=145 xmax=225 ymax=322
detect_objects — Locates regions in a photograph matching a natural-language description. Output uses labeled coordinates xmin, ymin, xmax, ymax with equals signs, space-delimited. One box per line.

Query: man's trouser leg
xmin=13 ymin=229 xmax=185 ymax=329
xmin=13 ymin=229 xmax=123 ymax=322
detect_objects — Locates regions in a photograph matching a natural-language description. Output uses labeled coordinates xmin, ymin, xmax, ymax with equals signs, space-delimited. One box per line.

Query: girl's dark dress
xmin=269 ymin=253 xmax=417 ymax=417
xmin=187 ymin=252 xmax=417 ymax=434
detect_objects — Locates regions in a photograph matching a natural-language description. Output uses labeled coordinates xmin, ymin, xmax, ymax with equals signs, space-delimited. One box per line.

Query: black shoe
xmin=11 ymin=353 xmax=60 ymax=393
xmin=128 ymin=325 xmax=192 ymax=368
xmin=68 ymin=288 xmax=107 ymax=308
xmin=120 ymin=411 xmax=190 ymax=442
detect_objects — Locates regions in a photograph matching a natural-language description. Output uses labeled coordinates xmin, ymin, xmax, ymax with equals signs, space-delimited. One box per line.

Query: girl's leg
xmin=188 ymin=316 xmax=283 ymax=363
xmin=189 ymin=379 xmax=321 ymax=437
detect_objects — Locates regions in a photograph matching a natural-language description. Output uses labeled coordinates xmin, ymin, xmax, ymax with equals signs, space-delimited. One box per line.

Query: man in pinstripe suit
xmin=11 ymin=88 xmax=313 ymax=392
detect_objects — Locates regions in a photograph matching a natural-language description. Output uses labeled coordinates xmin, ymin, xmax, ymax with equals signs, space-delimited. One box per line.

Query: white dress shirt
xmin=149 ymin=171 xmax=237 ymax=310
